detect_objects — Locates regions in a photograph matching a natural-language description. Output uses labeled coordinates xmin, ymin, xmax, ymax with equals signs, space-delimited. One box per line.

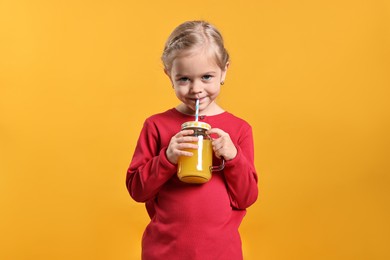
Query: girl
xmin=126 ymin=20 xmax=258 ymax=260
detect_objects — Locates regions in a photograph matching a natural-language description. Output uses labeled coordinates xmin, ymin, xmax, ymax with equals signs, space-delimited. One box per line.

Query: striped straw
xmin=195 ymin=98 xmax=200 ymax=122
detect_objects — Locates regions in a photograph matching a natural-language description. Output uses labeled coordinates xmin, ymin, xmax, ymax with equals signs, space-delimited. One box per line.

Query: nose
xmin=190 ymin=79 xmax=203 ymax=94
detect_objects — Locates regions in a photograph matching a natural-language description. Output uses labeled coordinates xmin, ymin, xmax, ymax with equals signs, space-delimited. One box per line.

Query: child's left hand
xmin=207 ymin=128 xmax=237 ymax=161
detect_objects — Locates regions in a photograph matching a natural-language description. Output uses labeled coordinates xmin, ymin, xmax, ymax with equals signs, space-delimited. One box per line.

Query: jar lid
xmin=181 ymin=121 xmax=211 ymax=130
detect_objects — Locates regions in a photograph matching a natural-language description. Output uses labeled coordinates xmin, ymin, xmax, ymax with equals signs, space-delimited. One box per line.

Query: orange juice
xmin=177 ymin=139 xmax=213 ymax=184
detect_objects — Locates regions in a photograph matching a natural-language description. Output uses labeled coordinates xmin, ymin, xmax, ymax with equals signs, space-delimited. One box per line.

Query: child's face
xmin=167 ymin=47 xmax=228 ymax=115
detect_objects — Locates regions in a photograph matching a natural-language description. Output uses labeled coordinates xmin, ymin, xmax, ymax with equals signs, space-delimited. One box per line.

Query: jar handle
xmin=210 ymin=157 xmax=225 ymax=172
xmin=207 ymin=133 xmax=225 ymax=172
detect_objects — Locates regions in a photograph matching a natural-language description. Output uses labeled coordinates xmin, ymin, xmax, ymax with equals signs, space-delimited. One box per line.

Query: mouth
xmin=191 ymin=97 xmax=205 ymax=102
xmin=189 ymin=98 xmax=202 ymax=111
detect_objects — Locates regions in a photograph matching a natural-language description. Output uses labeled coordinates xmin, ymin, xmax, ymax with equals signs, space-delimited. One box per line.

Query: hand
xmin=207 ymin=128 xmax=237 ymax=161
xmin=166 ymin=130 xmax=198 ymax=164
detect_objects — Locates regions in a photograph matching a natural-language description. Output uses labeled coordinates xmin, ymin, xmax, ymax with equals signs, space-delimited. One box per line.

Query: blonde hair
xmin=162 ymin=20 xmax=230 ymax=72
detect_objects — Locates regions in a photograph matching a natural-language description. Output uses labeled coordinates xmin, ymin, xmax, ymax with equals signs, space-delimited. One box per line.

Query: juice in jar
xmin=177 ymin=138 xmax=213 ymax=184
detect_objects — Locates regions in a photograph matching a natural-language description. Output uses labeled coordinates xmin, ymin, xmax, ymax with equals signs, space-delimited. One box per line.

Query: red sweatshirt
xmin=126 ymin=108 xmax=258 ymax=260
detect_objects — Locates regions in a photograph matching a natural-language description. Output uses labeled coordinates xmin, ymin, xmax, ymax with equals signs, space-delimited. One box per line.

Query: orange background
xmin=1 ymin=0 xmax=389 ymax=259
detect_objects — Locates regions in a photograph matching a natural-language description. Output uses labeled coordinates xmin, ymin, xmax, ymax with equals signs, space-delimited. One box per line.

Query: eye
xmin=202 ymin=75 xmax=213 ymax=81
xmin=177 ymin=77 xmax=190 ymax=83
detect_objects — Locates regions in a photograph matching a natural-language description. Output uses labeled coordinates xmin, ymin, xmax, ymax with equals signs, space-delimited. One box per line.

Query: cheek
xmin=208 ymin=85 xmax=221 ymax=97
xmin=174 ymin=88 xmax=187 ymax=98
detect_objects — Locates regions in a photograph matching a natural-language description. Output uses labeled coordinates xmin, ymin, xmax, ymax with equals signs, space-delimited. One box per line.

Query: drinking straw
xmin=195 ymin=98 xmax=200 ymax=122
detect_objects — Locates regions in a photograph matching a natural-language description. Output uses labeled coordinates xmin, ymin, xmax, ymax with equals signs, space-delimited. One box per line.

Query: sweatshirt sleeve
xmin=223 ymin=125 xmax=258 ymax=210
xmin=126 ymin=120 xmax=177 ymax=202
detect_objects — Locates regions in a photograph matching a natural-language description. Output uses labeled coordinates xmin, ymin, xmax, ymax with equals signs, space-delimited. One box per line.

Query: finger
xmin=177 ymin=149 xmax=194 ymax=157
xmin=170 ymin=146 xmax=192 ymax=155
xmin=210 ymin=142 xmax=223 ymax=159
xmin=212 ymin=137 xmax=226 ymax=150
xmin=178 ymin=142 xmax=198 ymax=150
xmin=178 ymin=129 xmax=194 ymax=137
xmin=207 ymin=128 xmax=227 ymax=138
xmin=214 ymin=149 xmax=223 ymax=159
xmin=177 ymin=136 xmax=198 ymax=144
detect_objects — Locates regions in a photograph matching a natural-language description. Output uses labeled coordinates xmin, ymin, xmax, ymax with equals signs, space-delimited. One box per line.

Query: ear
xmin=164 ymin=69 xmax=174 ymax=88
xmin=221 ymin=62 xmax=229 ymax=82
xmin=224 ymin=62 xmax=230 ymax=70
xmin=164 ymin=68 xmax=170 ymax=77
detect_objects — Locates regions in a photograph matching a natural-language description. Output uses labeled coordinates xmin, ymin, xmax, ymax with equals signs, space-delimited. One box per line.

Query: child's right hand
xmin=166 ymin=130 xmax=198 ymax=164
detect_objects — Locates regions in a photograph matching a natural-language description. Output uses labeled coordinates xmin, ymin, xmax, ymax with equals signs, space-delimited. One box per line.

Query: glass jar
xmin=177 ymin=121 xmax=225 ymax=184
